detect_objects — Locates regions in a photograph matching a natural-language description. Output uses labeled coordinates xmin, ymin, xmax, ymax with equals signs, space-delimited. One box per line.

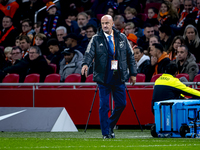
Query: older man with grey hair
xmin=56 ymin=26 xmax=67 ymax=51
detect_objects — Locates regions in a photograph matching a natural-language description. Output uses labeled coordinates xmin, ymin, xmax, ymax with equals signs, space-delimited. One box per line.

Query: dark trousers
xmin=98 ymin=83 xmax=126 ymax=135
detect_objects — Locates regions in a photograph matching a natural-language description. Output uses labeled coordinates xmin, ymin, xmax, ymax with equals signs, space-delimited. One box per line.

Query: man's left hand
xmin=130 ymin=76 xmax=136 ymax=86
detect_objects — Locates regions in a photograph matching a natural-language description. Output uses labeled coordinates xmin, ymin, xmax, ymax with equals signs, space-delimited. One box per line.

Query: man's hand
xmin=151 ymin=56 xmax=157 ymax=66
xmin=130 ymin=76 xmax=136 ymax=86
xmin=81 ymin=65 xmax=88 ymax=77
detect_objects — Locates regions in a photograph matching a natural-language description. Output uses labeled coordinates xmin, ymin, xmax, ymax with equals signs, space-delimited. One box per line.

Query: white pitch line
xmin=1 ymin=144 xmax=200 ymax=149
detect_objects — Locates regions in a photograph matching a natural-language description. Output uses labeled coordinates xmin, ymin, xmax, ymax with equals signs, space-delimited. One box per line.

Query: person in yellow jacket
xmin=152 ymin=62 xmax=200 ymax=113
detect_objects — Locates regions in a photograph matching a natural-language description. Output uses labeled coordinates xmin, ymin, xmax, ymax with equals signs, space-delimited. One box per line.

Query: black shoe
xmin=109 ymin=128 xmax=115 ymax=138
xmin=103 ymin=135 xmax=111 ymax=139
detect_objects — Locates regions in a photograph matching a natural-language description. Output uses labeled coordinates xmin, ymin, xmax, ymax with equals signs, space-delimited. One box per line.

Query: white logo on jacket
xmin=99 ymin=43 xmax=103 ymax=46
xmin=119 ymin=41 xmax=124 ymax=48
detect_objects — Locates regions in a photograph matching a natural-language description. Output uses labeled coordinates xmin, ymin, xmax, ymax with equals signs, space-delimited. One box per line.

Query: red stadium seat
xmin=176 ymin=73 xmax=189 ymax=81
xmin=127 ymin=73 xmax=146 ymax=88
xmin=39 ymin=73 xmax=60 ymax=88
xmin=18 ymin=74 xmax=40 ymax=88
xmin=59 ymin=73 xmax=81 ymax=88
xmin=96 ymin=14 xmax=104 ymax=21
xmin=79 ymin=74 xmax=96 ymax=88
xmin=137 ymin=13 xmax=147 ymax=22
xmin=144 ymin=2 xmax=161 ymax=14
xmin=49 ymin=63 xmax=57 ymax=73
xmin=1 ymin=74 xmax=19 ymax=88
xmin=145 ymin=74 xmax=162 ymax=88
xmin=193 ymin=74 xmax=200 ymax=88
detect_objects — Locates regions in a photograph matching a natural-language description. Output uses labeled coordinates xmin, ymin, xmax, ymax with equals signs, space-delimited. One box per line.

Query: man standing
xmin=175 ymin=45 xmax=199 ymax=81
xmin=81 ymin=15 xmax=137 ymax=139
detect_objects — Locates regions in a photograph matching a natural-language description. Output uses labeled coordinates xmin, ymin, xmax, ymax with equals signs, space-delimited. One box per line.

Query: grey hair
xmin=183 ymin=24 xmax=200 ymax=48
xmin=114 ymin=15 xmax=125 ymax=23
xmin=56 ymin=26 xmax=67 ymax=34
xmin=30 ymin=46 xmax=42 ymax=55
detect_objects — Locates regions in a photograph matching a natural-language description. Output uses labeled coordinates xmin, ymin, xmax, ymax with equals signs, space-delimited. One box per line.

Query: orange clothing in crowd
xmin=0 ymin=1 xmax=19 ymax=18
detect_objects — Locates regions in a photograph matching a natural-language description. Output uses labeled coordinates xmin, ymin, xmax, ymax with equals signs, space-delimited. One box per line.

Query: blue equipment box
xmin=154 ymin=100 xmax=200 ymax=137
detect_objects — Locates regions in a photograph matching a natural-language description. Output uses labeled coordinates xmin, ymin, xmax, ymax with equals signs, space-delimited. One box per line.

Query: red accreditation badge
xmin=111 ymin=60 xmax=118 ymax=70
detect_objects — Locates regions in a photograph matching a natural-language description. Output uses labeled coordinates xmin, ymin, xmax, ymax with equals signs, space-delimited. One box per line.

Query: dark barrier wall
xmin=0 ymin=88 xmax=154 ymax=125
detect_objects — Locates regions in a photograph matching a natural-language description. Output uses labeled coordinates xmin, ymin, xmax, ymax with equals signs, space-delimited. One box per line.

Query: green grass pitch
xmin=0 ymin=129 xmax=200 ymax=150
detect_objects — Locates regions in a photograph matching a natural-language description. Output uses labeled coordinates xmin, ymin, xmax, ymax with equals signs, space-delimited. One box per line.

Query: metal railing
xmin=34 ymin=0 xmax=59 ymax=23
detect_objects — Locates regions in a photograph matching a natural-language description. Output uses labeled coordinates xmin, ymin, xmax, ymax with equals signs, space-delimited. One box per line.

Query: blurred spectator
xmin=146 ymin=35 xmax=160 ymax=56
xmin=19 ymin=35 xmax=31 ymax=58
xmin=46 ymin=38 xmax=63 ymax=73
xmin=172 ymin=0 xmax=184 ymax=17
xmin=137 ymin=23 xmax=155 ymax=51
xmin=158 ymin=0 xmax=179 ymax=25
xmin=0 ymin=47 xmax=8 ymax=70
xmin=176 ymin=45 xmax=199 ymax=81
xmin=127 ymin=33 xmax=138 ymax=49
xmin=148 ymin=43 xmax=170 ymax=81
xmin=77 ymin=12 xmax=89 ymax=31
xmin=56 ymin=26 xmax=67 ymax=51
xmin=10 ymin=46 xmax=23 ymax=65
xmin=63 ymin=33 xmax=85 ymax=55
xmin=167 ymin=35 xmax=185 ymax=60
xmin=117 ymin=0 xmax=141 ymax=14
xmin=158 ymin=24 xmax=173 ymax=51
xmin=59 ymin=47 xmax=83 ymax=82
xmin=85 ymin=10 xmax=98 ymax=28
xmin=147 ymin=7 xmax=158 ymax=20
xmin=18 ymin=0 xmax=45 ymax=24
xmin=133 ymin=46 xmax=150 ymax=82
xmin=105 ymin=6 xmax=118 ymax=19
xmin=80 ymin=26 xmax=87 ymax=37
xmin=183 ymin=24 xmax=200 ymax=63
xmin=32 ymin=21 xmax=43 ymax=45
xmin=0 ymin=0 xmax=19 ymax=19
xmin=19 ymin=18 xmax=34 ymax=41
xmin=81 ymin=24 xmax=97 ymax=51
xmin=0 ymin=16 xmax=18 ymax=47
xmin=34 ymin=33 xmax=49 ymax=56
xmin=15 ymin=36 xmax=20 ymax=46
xmin=43 ymin=1 xmax=63 ymax=39
xmin=177 ymin=0 xmax=198 ymax=27
xmin=114 ymin=15 xmax=125 ymax=33
xmin=4 ymin=46 xmax=12 ymax=63
xmin=124 ymin=7 xmax=141 ymax=27
xmin=124 ymin=22 xmax=135 ymax=36
xmin=4 ymin=46 xmax=53 ymax=82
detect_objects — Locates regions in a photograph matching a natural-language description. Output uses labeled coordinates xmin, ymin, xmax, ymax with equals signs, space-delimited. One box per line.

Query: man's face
xmin=56 ymin=29 xmax=67 ymax=42
xmin=184 ymin=0 xmax=193 ymax=13
xmin=133 ymin=48 xmax=143 ymax=62
xmin=22 ymin=22 xmax=31 ymax=32
xmin=77 ymin=15 xmax=88 ymax=28
xmin=114 ymin=20 xmax=124 ymax=31
xmin=65 ymin=38 xmax=72 ymax=47
xmin=101 ymin=15 xmax=113 ymax=34
xmin=177 ymin=47 xmax=188 ymax=62
xmin=144 ymin=27 xmax=154 ymax=39
xmin=29 ymin=48 xmax=39 ymax=61
xmin=124 ymin=25 xmax=135 ymax=36
xmin=86 ymin=27 xmax=95 ymax=39
xmin=20 ymin=39 xmax=30 ymax=51
xmin=35 ymin=37 xmax=44 ymax=46
xmin=2 ymin=17 xmax=12 ymax=29
xmin=48 ymin=45 xmax=59 ymax=54
xmin=64 ymin=53 xmax=74 ymax=63
xmin=186 ymin=27 xmax=195 ymax=41
xmin=149 ymin=45 xmax=158 ymax=57
xmin=11 ymin=49 xmax=22 ymax=61
xmin=197 ymin=0 xmax=200 ymax=10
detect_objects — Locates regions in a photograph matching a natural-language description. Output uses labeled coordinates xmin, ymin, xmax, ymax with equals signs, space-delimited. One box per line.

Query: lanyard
xmin=112 ymin=30 xmax=116 ymax=60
